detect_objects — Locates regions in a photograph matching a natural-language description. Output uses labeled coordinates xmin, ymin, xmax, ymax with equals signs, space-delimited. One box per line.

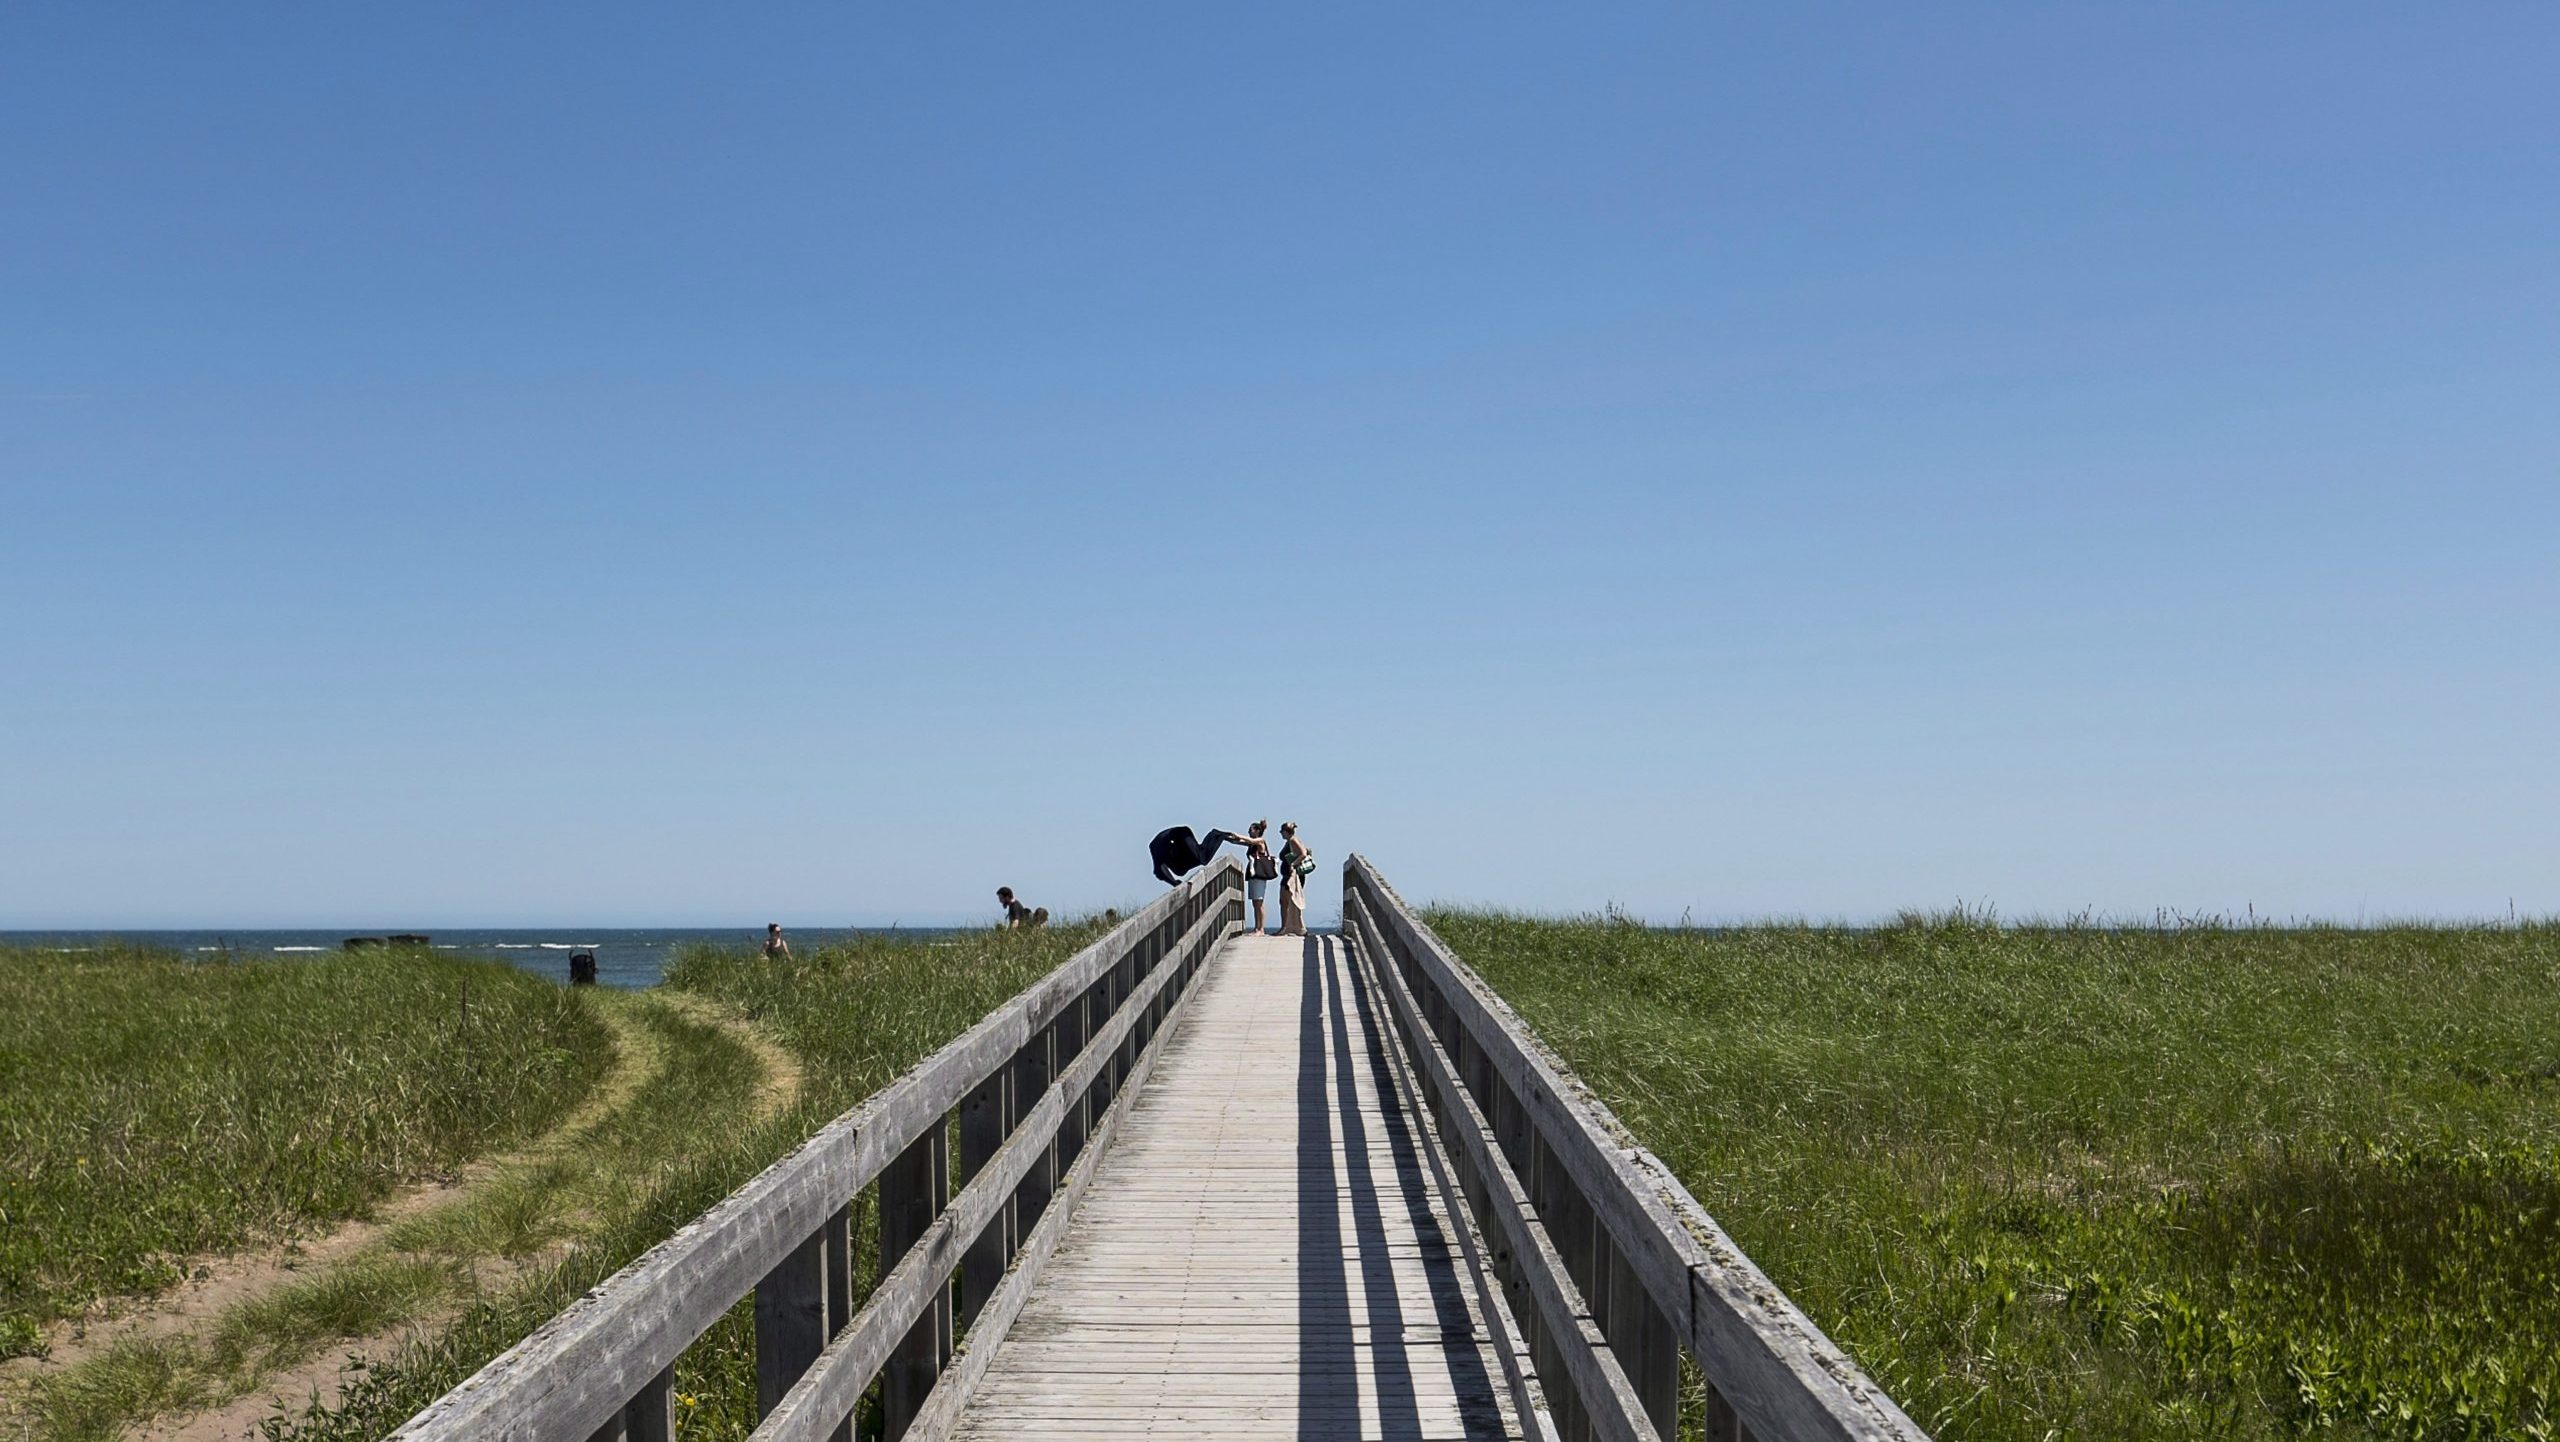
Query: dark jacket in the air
xmin=1149 ymin=826 xmax=1238 ymax=885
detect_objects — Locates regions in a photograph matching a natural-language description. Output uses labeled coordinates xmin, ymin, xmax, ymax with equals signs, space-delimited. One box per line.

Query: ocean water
xmin=0 ymin=927 xmax=962 ymax=990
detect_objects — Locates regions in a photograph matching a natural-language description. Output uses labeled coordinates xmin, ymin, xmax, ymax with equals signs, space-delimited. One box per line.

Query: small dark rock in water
xmin=569 ymin=952 xmax=599 ymax=986
xmin=388 ymin=933 xmax=431 ymax=946
xmin=343 ymin=936 xmax=386 ymax=951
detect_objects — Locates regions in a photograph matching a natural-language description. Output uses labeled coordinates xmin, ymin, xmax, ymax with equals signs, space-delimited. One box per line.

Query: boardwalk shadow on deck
xmin=1302 ymin=934 xmax=1501 ymax=1440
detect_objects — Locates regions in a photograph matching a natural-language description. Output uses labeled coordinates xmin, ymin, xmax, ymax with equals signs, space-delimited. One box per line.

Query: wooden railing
xmin=1343 ymin=855 xmax=1932 ymax=1442
xmin=394 ymin=859 xmax=1246 ymax=1442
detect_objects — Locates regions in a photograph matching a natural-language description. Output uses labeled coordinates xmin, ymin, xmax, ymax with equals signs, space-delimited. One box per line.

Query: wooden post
xmin=1127 ymin=930 xmax=1156 ymax=1057
xmin=1084 ymin=981 xmax=1112 ymax=1130
xmin=626 ymin=1366 xmax=674 ymax=1442
xmin=1452 ymin=1037 xmax=1494 ymax=1227
xmin=1492 ymin=1074 xmax=1534 ymax=1183
xmin=821 ymin=1202 xmax=855 ymax=1442
xmin=1052 ymin=1003 xmax=1090 ymax=1169
xmin=1528 ymin=1282 xmax=1591 ymax=1442
xmin=1607 ymin=1245 xmax=1681 ymax=1439
xmin=1707 ymin=1385 xmax=1743 ymax=1442
xmin=1466 ymin=1036 xmax=1499 ymax=1131
xmin=1111 ymin=945 xmax=1139 ymax=1093
xmin=754 ymin=1220 xmax=830 ymax=1419
xmin=957 ymin=1070 xmax=1011 ymax=1329
xmin=881 ymin=1125 xmax=951 ymax=1436
xmin=1008 ymin=1029 xmax=1056 ymax=1227
xmin=1006 ymin=1038 xmax=1056 ymax=1261
xmin=880 ymin=1123 xmax=951 ymax=1438
xmin=823 ymin=1201 xmax=853 ymax=1338
xmin=1541 ymin=1136 xmax=1598 ymax=1302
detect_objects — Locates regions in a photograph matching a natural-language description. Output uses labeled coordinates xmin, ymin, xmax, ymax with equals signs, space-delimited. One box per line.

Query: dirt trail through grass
xmin=4 ymin=990 xmax=795 ymax=1442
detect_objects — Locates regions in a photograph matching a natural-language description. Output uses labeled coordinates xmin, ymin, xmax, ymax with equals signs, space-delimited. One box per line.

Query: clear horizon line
xmin=4 ymin=907 xmax=2551 ymax=933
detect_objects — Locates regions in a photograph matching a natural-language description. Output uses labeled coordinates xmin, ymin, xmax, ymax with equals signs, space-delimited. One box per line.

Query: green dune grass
xmin=0 ymin=943 xmax=611 ymax=1359
xmin=1435 ymin=910 xmax=2560 ymax=1442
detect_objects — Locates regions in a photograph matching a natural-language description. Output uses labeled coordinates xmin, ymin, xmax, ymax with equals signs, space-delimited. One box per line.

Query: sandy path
xmin=3 ymin=991 xmax=801 ymax=1442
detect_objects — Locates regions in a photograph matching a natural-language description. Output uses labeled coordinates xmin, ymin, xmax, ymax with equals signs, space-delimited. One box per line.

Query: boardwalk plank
xmin=950 ymin=933 xmax=1525 ymax=1442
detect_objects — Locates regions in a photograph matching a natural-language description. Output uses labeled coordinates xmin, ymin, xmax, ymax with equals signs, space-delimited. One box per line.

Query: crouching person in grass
xmin=997 ymin=887 xmax=1048 ymax=930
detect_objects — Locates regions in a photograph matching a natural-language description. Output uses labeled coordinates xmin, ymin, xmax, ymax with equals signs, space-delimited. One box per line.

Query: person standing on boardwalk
xmin=1240 ymin=820 xmax=1278 ymax=933
xmin=762 ymin=922 xmax=791 ymax=960
xmin=1275 ymin=822 xmax=1313 ymax=937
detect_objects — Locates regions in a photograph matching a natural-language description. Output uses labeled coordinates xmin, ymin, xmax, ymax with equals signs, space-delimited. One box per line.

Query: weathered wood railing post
xmin=755 ymin=1223 xmax=831 ymax=1419
xmin=956 ymin=1069 xmax=1011 ymax=1329
xmin=1085 ymin=971 xmax=1112 ymax=1130
xmin=879 ymin=1119 xmax=950 ymax=1437
xmin=1005 ymin=1028 xmax=1054 ymax=1234
xmin=1603 ymin=1241 xmax=1681 ymax=1437
xmin=1053 ymin=979 xmax=1092 ymax=1169
xmin=632 ymin=1367 xmax=676 ymax=1442
xmin=1111 ymin=933 xmax=1140 ymax=1089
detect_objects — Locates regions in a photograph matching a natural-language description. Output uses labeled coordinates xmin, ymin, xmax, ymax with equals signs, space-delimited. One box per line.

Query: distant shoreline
xmin=0 ymin=927 xmax=969 ymax=990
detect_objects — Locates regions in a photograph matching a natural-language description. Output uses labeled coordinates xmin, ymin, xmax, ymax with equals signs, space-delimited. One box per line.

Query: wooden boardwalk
xmin=397 ymin=860 xmax=1925 ymax=1442
xmin=953 ymin=932 xmax=1526 ymax=1441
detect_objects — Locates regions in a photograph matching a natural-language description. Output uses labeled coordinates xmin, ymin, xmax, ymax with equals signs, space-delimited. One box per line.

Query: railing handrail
xmin=1344 ymin=854 xmax=1930 ymax=1442
xmin=396 ymin=860 xmax=1246 ymax=1442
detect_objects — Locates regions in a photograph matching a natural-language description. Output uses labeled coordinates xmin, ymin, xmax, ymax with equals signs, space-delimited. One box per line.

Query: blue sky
xmin=4 ymin=5 xmax=2554 ymax=927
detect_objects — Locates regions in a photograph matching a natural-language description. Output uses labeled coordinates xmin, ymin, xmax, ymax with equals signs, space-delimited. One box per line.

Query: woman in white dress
xmin=1275 ymin=822 xmax=1312 ymax=938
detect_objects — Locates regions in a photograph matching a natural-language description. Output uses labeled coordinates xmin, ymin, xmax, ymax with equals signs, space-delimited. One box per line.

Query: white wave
xmin=494 ymin=944 xmax=534 ymax=949
xmin=538 ymin=942 xmax=600 ymax=950
xmin=273 ymin=946 xmax=327 ymax=953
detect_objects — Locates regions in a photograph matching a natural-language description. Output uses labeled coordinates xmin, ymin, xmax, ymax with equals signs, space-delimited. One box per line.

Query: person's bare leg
xmin=1252 ymin=899 xmax=1267 ymax=932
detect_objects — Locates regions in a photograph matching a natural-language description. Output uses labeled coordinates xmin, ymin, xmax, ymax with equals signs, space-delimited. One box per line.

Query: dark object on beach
xmin=343 ymin=936 xmax=386 ymax=951
xmin=389 ymin=933 xmax=431 ymax=947
xmin=569 ymin=952 xmax=599 ymax=986
xmin=1149 ymin=826 xmax=1242 ymax=885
